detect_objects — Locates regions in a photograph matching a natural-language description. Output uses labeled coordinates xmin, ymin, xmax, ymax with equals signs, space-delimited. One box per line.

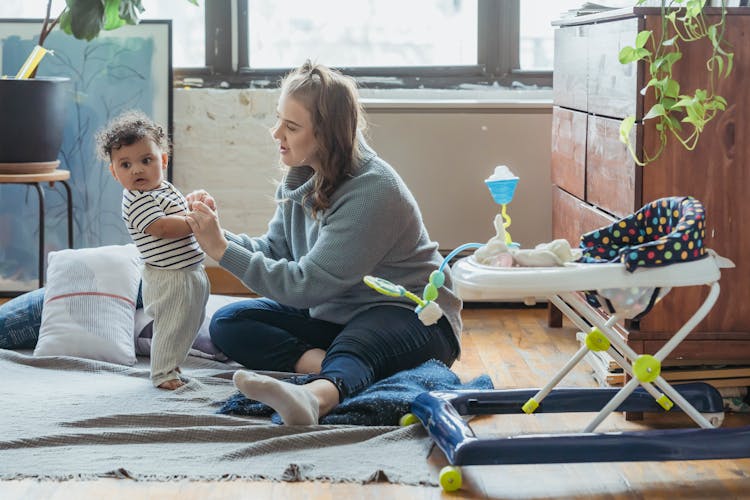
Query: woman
xmin=186 ymin=61 xmax=462 ymax=425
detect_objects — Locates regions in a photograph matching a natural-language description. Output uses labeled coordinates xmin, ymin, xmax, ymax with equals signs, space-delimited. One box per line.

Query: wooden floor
xmin=2 ymin=306 xmax=750 ymax=499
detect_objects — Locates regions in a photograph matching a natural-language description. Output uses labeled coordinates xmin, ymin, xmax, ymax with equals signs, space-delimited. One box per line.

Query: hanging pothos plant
xmin=617 ymin=0 xmax=733 ymax=166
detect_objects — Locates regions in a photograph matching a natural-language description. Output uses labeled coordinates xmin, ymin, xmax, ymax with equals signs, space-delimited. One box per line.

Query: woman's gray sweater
xmin=219 ymin=140 xmax=463 ymax=348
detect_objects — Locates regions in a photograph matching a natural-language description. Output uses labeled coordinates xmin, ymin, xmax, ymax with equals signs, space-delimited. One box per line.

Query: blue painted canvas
xmin=0 ymin=21 xmax=171 ymax=292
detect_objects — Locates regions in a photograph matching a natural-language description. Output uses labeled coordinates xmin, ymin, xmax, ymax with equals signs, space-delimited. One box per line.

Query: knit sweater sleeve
xmin=223 ymin=202 xmax=293 ymax=261
xmin=220 ymin=167 xmax=410 ymax=308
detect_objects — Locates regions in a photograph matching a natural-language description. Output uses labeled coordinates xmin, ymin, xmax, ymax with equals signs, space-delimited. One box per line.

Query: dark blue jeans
xmin=209 ymin=298 xmax=459 ymax=400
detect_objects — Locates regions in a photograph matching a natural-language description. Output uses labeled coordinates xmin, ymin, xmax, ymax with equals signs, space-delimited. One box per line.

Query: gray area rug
xmin=0 ymin=349 xmax=436 ymax=484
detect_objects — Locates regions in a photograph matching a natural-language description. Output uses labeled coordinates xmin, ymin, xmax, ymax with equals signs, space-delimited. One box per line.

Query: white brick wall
xmin=172 ymin=88 xmax=553 ymax=255
xmin=172 ymin=88 xmax=282 ymax=243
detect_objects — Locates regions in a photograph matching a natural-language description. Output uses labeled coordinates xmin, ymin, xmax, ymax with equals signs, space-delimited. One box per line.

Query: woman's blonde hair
xmin=280 ymin=60 xmax=365 ymax=217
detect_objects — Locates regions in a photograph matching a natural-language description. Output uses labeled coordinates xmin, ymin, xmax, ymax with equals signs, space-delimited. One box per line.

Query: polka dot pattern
xmin=578 ymin=197 xmax=707 ymax=272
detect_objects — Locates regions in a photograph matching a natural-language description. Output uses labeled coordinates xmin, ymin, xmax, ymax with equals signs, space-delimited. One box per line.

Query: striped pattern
xmin=122 ymin=181 xmax=204 ymax=269
xmin=142 ymin=264 xmax=209 ymax=387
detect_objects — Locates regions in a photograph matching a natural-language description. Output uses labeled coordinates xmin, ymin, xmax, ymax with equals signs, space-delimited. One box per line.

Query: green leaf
xmin=705 ymin=97 xmax=727 ymax=111
xmin=667 ymin=115 xmax=683 ymax=132
xmin=709 ymin=54 xmax=725 ymax=77
xmin=635 ymin=30 xmax=651 ymax=49
xmin=661 ymin=97 xmax=678 ymax=110
xmin=726 ymin=53 xmax=734 ymax=78
xmin=708 ymin=24 xmax=718 ymax=45
xmin=58 ymin=9 xmax=72 ymax=36
xmin=686 ymin=0 xmax=703 ymax=17
xmin=619 ymin=116 xmax=636 ymax=144
xmin=634 ymin=47 xmax=651 ymax=60
xmin=640 ymin=77 xmax=657 ymax=96
xmin=618 ymin=46 xmax=637 ymax=64
xmin=644 ymin=103 xmax=666 ymax=121
xmin=664 ymin=78 xmax=680 ymax=99
xmin=103 ymin=0 xmax=128 ymax=31
xmin=66 ymin=0 xmax=105 ymax=41
xmin=57 ymin=0 xmax=196 ymax=41
xmin=663 ymin=52 xmax=683 ymax=65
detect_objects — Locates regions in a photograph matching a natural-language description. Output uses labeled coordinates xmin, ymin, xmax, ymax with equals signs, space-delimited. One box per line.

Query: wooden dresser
xmin=550 ymin=7 xmax=750 ymax=366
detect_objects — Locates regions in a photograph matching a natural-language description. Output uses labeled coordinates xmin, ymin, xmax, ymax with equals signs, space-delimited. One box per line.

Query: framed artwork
xmin=0 ymin=19 xmax=172 ymax=293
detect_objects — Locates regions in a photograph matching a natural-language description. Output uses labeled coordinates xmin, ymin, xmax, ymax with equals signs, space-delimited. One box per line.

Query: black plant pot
xmin=0 ymin=76 xmax=70 ymax=165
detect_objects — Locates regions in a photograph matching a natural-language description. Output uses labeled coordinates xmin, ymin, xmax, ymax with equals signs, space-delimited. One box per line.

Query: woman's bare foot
xmin=158 ymin=378 xmax=184 ymax=390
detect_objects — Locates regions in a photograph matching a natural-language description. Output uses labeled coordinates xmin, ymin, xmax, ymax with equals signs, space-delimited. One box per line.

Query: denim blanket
xmin=218 ymin=359 xmax=494 ymax=426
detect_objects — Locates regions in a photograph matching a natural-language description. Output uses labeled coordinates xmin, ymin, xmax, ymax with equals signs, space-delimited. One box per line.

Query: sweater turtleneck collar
xmin=281 ymin=165 xmax=315 ymax=196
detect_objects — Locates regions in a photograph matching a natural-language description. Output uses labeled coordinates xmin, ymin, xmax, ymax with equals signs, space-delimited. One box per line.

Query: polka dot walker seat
xmin=414 ymin=198 xmax=741 ymax=490
xmin=579 ymin=196 xmax=707 ymax=272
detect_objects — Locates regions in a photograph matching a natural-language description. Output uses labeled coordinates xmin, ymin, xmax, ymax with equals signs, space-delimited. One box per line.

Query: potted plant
xmin=0 ymin=0 xmax=197 ymax=170
xmin=617 ymin=0 xmax=733 ymax=166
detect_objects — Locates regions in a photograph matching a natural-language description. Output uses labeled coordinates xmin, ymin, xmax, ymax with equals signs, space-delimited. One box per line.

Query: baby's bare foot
xmin=158 ymin=379 xmax=184 ymax=390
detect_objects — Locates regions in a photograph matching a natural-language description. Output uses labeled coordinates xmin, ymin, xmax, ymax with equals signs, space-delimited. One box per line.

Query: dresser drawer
xmin=586 ymin=17 xmax=642 ymax=119
xmin=578 ymin=198 xmax=616 ymax=235
xmin=553 ymin=25 xmax=588 ymax=111
xmin=551 ymin=106 xmax=586 ymax=200
xmin=552 ymin=187 xmax=584 ymax=247
xmin=552 ymin=187 xmax=615 ymax=248
xmin=586 ymin=114 xmax=640 ymax=218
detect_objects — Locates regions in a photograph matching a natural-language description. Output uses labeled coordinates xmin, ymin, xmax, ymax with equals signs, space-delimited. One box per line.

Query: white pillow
xmin=34 ymin=244 xmax=141 ymax=366
xmin=134 ymin=294 xmax=244 ymax=361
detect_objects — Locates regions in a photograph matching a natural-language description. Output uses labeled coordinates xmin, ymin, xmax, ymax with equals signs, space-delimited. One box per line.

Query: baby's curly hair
xmin=96 ymin=110 xmax=170 ymax=160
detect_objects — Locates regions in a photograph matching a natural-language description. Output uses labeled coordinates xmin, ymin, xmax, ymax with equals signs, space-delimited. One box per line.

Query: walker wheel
xmin=399 ymin=413 xmax=420 ymax=426
xmin=439 ymin=465 xmax=462 ymax=492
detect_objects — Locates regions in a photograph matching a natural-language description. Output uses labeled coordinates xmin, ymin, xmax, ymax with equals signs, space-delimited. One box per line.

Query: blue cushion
xmin=0 ymin=288 xmax=45 ymax=349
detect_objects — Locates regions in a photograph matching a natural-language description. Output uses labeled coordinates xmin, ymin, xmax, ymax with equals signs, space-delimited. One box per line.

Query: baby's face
xmin=108 ymin=138 xmax=168 ymax=191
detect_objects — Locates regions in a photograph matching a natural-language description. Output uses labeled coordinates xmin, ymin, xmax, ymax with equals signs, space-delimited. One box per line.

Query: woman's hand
xmin=185 ymin=189 xmax=217 ymax=211
xmin=185 ymin=201 xmax=229 ymax=261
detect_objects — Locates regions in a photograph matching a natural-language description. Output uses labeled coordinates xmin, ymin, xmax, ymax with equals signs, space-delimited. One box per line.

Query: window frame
xmin=175 ymin=0 xmax=552 ymax=89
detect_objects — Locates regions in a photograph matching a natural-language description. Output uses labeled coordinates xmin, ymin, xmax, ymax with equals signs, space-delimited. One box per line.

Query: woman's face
xmin=271 ymin=93 xmax=320 ymax=170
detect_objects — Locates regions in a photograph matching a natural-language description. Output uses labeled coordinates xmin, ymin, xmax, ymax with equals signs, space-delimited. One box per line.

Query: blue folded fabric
xmin=0 ymin=288 xmax=45 ymax=349
xmin=218 ymin=358 xmax=494 ymax=426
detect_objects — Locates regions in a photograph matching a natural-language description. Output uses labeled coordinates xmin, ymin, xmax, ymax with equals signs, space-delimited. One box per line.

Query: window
xmin=140 ymin=0 xmax=204 ymax=68
xmin=194 ymin=0 xmax=573 ymax=89
xmin=520 ymin=0 xmax=583 ymax=71
xmin=246 ymin=0 xmax=478 ymax=68
xmin=0 ymin=0 xmax=67 ymax=19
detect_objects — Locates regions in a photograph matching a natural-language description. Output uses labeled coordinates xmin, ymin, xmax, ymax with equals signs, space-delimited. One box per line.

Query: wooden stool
xmin=0 ymin=165 xmax=74 ymax=296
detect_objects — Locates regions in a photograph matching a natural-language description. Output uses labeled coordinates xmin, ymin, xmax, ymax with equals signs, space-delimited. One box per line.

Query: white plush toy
xmin=474 ymin=213 xmax=582 ymax=267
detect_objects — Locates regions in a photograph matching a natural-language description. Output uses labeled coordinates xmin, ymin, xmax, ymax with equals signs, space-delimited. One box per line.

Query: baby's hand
xmin=185 ymin=189 xmax=217 ymax=211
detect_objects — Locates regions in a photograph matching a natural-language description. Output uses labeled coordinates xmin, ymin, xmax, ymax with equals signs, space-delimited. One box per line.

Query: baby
xmin=96 ymin=110 xmax=210 ymax=389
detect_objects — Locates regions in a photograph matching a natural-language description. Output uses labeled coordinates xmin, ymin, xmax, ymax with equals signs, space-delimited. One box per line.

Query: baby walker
xmin=364 ymin=169 xmax=750 ymax=492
